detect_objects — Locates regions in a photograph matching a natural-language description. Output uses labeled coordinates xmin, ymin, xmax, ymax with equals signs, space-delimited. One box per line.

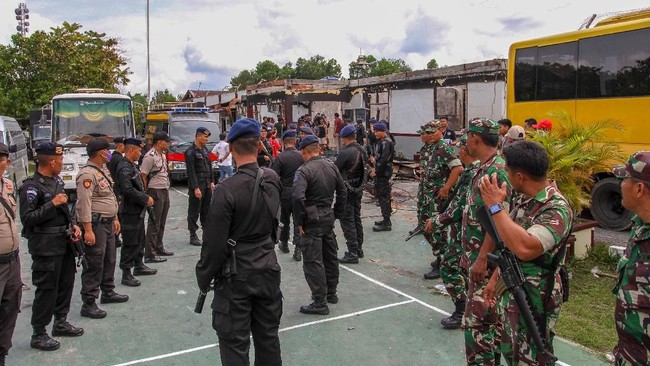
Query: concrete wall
xmin=467 ymin=81 xmax=506 ymax=122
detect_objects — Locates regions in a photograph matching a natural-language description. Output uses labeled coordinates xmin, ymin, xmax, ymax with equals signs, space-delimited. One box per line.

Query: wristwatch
xmin=489 ymin=203 xmax=504 ymax=215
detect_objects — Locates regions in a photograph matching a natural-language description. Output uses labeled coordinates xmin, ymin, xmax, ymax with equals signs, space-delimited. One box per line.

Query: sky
xmin=1 ymin=0 xmax=648 ymax=97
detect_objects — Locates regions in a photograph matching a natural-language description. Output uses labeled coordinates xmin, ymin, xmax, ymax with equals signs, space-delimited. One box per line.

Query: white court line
xmin=171 ymin=187 xmax=189 ymax=197
xmin=340 ymin=265 xmax=574 ymax=366
xmin=340 ymin=264 xmax=451 ymax=317
xmin=112 ymin=299 xmax=415 ymax=366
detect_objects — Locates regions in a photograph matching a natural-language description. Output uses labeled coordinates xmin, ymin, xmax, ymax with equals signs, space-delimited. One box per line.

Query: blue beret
xmin=86 ymin=138 xmax=110 ymax=154
xmin=298 ymin=135 xmax=319 ymax=150
xmin=124 ymin=137 xmax=145 ymax=148
xmin=281 ymin=130 xmax=296 ymax=139
xmin=299 ymin=127 xmax=314 ymax=135
xmin=340 ymin=125 xmax=357 ymax=138
xmin=35 ymin=142 xmax=63 ymax=156
xmin=227 ymin=118 xmax=261 ymax=143
xmin=288 ymin=122 xmax=297 ymax=129
xmin=196 ymin=127 xmax=211 ymax=136
xmin=374 ymin=122 xmax=387 ymax=131
xmin=356 ymin=118 xmax=364 ymax=123
xmin=369 ymin=117 xmax=377 ymax=123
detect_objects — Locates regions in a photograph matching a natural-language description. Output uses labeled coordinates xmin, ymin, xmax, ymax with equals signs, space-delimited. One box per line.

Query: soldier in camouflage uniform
xmin=461 ymin=117 xmax=512 ymax=366
xmin=418 ymin=120 xmax=462 ymax=280
xmin=427 ymin=133 xmax=479 ymax=329
xmin=481 ymin=140 xmax=573 ymax=365
xmin=612 ymin=151 xmax=650 ymax=366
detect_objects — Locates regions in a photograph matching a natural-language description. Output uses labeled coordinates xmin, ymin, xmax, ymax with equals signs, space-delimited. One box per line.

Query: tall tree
xmin=254 ymin=60 xmax=281 ymax=82
xmin=230 ymin=69 xmax=257 ymax=88
xmin=294 ymin=55 xmax=342 ymax=80
xmin=427 ymin=58 xmax=439 ymax=69
xmin=151 ymin=89 xmax=177 ymax=105
xmin=371 ymin=58 xmax=412 ymax=76
xmin=0 ymin=22 xmax=130 ymax=119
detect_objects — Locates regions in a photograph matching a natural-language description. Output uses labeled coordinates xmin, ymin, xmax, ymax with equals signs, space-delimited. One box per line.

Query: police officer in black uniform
xmin=116 ymin=138 xmax=156 ymax=287
xmin=108 ymin=136 xmax=125 ymax=248
xmin=335 ymin=125 xmax=367 ymax=263
xmin=196 ymin=118 xmax=283 ymax=365
xmin=19 ymin=142 xmax=84 ymax=351
xmin=293 ymin=135 xmax=346 ymax=315
xmin=258 ymin=126 xmax=274 ymax=168
xmin=371 ymin=122 xmax=395 ymax=231
xmin=271 ymin=130 xmax=304 ymax=260
xmin=185 ymin=127 xmax=215 ymax=246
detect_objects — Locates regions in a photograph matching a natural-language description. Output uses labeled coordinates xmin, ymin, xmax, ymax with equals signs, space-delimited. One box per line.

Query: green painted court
xmin=9 ymin=182 xmax=608 ymax=365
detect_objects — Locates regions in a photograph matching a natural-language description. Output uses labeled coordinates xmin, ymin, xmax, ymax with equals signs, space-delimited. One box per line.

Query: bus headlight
xmin=62 ymin=163 xmax=75 ymax=172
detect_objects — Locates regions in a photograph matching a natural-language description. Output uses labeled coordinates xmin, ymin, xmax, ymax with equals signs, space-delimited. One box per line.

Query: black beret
xmin=227 ymin=118 xmax=261 ymax=143
xmin=35 ymin=141 xmax=63 ymax=156
xmin=196 ymin=127 xmax=211 ymax=136
xmin=113 ymin=136 xmax=125 ymax=144
xmin=298 ymin=135 xmax=319 ymax=150
xmin=86 ymin=138 xmax=110 ymax=154
xmin=153 ymin=131 xmax=171 ymax=142
xmin=124 ymin=138 xmax=145 ymax=148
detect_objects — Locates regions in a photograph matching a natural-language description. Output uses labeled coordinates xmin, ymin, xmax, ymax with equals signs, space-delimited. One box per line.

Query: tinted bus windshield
xmin=169 ymin=120 xmax=220 ymax=145
xmin=53 ymin=98 xmax=134 ymax=145
xmin=33 ymin=125 xmax=51 ymax=140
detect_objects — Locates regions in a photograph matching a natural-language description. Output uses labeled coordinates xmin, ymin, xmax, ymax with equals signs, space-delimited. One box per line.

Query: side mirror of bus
xmin=8 ymin=144 xmax=17 ymax=153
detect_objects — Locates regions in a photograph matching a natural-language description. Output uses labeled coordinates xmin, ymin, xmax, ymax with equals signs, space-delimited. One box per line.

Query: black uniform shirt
xmin=334 ymin=141 xmax=366 ymax=184
xmin=270 ymin=147 xmax=304 ymax=199
xmin=292 ymin=156 xmax=347 ymax=227
xmin=196 ymin=163 xmax=282 ymax=291
xmin=108 ymin=151 xmax=124 ymax=198
xmin=257 ymin=139 xmax=274 ymax=168
xmin=116 ymin=159 xmax=149 ymax=215
xmin=185 ymin=143 xmax=214 ymax=190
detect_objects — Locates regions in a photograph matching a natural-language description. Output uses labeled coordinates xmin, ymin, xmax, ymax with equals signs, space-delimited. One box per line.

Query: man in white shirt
xmin=212 ymin=133 xmax=233 ymax=182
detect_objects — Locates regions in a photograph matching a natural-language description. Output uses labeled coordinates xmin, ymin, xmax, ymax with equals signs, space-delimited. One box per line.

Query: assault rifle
xmin=477 ymin=205 xmax=557 ymax=365
xmin=61 ymin=202 xmax=87 ymax=268
xmin=405 ymin=226 xmax=424 ymax=241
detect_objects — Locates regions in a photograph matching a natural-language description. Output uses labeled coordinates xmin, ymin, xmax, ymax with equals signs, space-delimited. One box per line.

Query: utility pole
xmin=15 ymin=2 xmax=30 ymax=36
xmin=146 ymin=0 xmax=151 ymax=108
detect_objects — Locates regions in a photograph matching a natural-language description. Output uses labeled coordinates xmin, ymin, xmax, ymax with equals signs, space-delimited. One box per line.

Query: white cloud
xmin=1 ymin=0 xmax=648 ymax=97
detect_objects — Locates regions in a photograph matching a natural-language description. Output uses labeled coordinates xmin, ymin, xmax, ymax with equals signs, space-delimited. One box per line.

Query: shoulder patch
xmin=83 ymin=179 xmax=92 ymax=189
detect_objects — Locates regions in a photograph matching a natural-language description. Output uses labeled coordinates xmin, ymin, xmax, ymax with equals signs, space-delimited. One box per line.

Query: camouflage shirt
xmin=436 ymin=160 xmax=480 ymax=228
xmin=461 ymin=153 xmax=512 ymax=266
xmin=612 ymin=215 xmax=650 ymax=365
xmin=418 ymin=143 xmax=436 ymax=187
xmin=421 ymin=140 xmax=461 ymax=191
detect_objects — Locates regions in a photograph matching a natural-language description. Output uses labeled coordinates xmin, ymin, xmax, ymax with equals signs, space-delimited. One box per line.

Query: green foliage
xmin=151 ymin=89 xmax=177 ymax=104
xmin=348 ymin=54 xmax=412 ymax=79
xmin=128 ymin=92 xmax=148 ymax=134
xmin=0 ymin=22 xmax=130 ymax=120
xmin=528 ymin=110 xmax=625 ymax=212
xmin=230 ymin=56 xmax=342 ymax=88
xmin=426 ymin=58 xmax=439 ymax=69
xmin=294 ymin=55 xmax=342 ymax=80
xmin=230 ymin=69 xmax=257 ymax=89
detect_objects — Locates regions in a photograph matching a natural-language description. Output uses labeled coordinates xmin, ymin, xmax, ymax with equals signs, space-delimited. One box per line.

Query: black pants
xmin=188 ymin=185 xmax=212 ymax=236
xmin=279 ymin=197 xmax=299 ymax=245
xmin=120 ymin=214 xmax=145 ymax=270
xmin=301 ymin=224 xmax=339 ymax=302
xmin=81 ymin=218 xmax=116 ymax=302
xmin=31 ymin=250 xmax=76 ymax=328
xmin=212 ymin=270 xmax=283 ymax=366
xmin=0 ymin=256 xmax=21 ymax=355
xmin=145 ymin=188 xmax=170 ymax=257
xmin=341 ymin=191 xmax=363 ymax=254
xmin=375 ymin=176 xmax=392 ymax=220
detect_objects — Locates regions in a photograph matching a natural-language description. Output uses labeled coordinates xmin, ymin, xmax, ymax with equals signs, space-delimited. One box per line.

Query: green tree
xmin=0 ymin=22 xmax=130 ymax=119
xmin=151 ymin=89 xmax=177 ymax=104
xmin=427 ymin=58 xmax=439 ymax=69
xmin=254 ymin=60 xmax=281 ymax=82
xmin=230 ymin=69 xmax=257 ymax=88
xmin=294 ymin=55 xmax=342 ymax=79
xmin=128 ymin=92 xmax=148 ymax=134
xmin=371 ymin=58 xmax=411 ymax=76
xmin=279 ymin=62 xmax=294 ymax=79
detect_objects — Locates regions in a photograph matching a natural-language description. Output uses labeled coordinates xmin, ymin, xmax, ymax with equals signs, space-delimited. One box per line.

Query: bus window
xmin=536 ymin=42 xmax=577 ymax=101
xmin=514 ymin=47 xmax=537 ymax=102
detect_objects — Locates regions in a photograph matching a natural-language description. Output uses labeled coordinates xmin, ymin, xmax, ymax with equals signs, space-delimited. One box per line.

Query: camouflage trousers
xmin=463 ymin=269 xmax=502 ymax=366
xmin=613 ymin=299 xmax=650 ymax=366
xmin=419 ymin=187 xmax=446 ymax=255
xmin=501 ymin=291 xmax=560 ymax=366
xmin=440 ymin=223 xmax=467 ymax=304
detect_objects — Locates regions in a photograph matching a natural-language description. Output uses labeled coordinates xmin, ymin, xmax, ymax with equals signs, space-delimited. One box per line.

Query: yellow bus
xmin=506 ymin=9 xmax=650 ymax=230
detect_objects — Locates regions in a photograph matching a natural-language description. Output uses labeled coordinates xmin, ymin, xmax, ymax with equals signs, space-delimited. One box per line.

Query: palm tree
xmin=527 ymin=110 xmax=625 ymax=212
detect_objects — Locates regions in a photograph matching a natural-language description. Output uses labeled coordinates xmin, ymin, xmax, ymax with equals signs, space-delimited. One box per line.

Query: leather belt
xmin=32 ymin=225 xmax=67 ymax=234
xmin=0 ymin=250 xmax=19 ymax=264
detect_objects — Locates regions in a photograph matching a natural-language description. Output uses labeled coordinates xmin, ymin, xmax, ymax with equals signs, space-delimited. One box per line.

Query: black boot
xmin=189 ymin=233 xmax=202 ymax=246
xmin=327 ymin=293 xmax=339 ymax=304
xmin=440 ymin=301 xmax=465 ymax=329
xmin=339 ymin=252 xmax=359 ymax=264
xmin=358 ymin=244 xmax=364 ymax=259
xmin=52 ymin=316 xmax=84 ymax=337
xmin=101 ymin=290 xmax=129 ymax=304
xmin=30 ymin=327 xmax=60 ymax=351
xmin=374 ymin=219 xmax=386 ymax=226
xmin=80 ymin=300 xmax=107 ymax=319
xmin=424 ymin=256 xmax=441 ymax=280
xmin=121 ymin=269 xmax=141 ymax=287
xmin=373 ymin=219 xmax=392 ymax=232
xmin=134 ymin=263 xmax=157 ymax=276
xmin=299 ymin=301 xmax=329 ymax=315
xmin=293 ymin=246 xmax=302 ymax=262
xmin=278 ymin=241 xmax=290 ymax=253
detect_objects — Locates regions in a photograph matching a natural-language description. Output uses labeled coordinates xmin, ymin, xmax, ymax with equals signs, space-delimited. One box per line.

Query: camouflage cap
xmin=456 ymin=133 xmax=469 ymax=147
xmin=417 ymin=120 xmax=441 ymax=134
xmin=467 ymin=117 xmax=499 ymax=136
xmin=613 ymin=151 xmax=650 ymax=183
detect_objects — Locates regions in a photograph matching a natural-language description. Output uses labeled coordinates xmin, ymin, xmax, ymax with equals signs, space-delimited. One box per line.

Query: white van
xmin=0 ymin=116 xmax=30 ymax=188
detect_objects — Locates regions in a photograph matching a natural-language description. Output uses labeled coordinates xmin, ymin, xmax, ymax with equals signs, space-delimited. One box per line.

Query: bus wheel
xmin=590 ymin=177 xmax=632 ymax=231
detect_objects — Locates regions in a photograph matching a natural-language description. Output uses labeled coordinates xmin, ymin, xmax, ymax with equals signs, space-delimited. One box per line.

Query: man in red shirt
xmin=333 ymin=113 xmax=344 ymax=151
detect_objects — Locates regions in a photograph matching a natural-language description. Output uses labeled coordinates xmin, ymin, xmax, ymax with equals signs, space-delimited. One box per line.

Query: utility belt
xmin=32 ymin=225 xmax=67 ymax=234
xmin=91 ymin=213 xmax=115 ymax=225
xmin=0 ymin=250 xmax=18 ymax=264
xmin=220 ymin=236 xmax=273 ymax=279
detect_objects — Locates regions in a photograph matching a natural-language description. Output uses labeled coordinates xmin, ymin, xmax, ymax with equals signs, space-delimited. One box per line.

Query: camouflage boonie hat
xmin=467 ymin=117 xmax=499 ymax=136
xmin=417 ymin=120 xmax=441 ymax=134
xmin=613 ymin=151 xmax=650 ymax=183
